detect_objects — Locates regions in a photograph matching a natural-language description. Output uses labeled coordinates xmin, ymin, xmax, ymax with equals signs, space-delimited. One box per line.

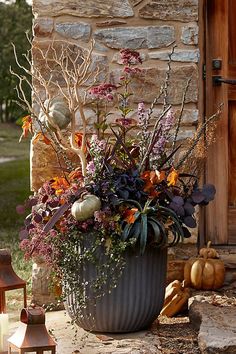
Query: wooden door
xmin=205 ymin=0 xmax=236 ymax=245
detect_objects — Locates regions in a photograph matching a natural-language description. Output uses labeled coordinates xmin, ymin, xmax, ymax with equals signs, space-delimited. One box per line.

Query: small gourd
xmin=160 ymin=280 xmax=190 ymax=317
xmin=71 ymin=194 xmax=101 ymax=221
xmin=199 ymin=241 xmax=219 ymax=259
xmin=39 ymin=96 xmax=71 ymax=131
xmin=184 ymin=242 xmax=225 ymax=290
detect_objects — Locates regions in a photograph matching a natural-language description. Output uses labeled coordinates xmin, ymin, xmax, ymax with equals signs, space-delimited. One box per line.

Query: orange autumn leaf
xmin=75 ymin=132 xmax=83 ymax=147
xmin=74 ymin=132 xmax=87 ymax=152
xmin=141 ymin=170 xmax=165 ymax=185
xmin=33 ymin=132 xmax=51 ymax=145
xmin=155 ymin=170 xmax=166 ymax=183
xmin=167 ymin=169 xmax=179 ymax=186
xmin=59 ymin=198 xmax=66 ymax=205
xmin=19 ymin=115 xmax=32 ymax=142
xmin=141 ymin=170 xmax=165 ymax=196
xmin=68 ymin=169 xmax=83 ymax=181
xmin=123 ymin=208 xmax=138 ymax=224
xmin=50 ymin=177 xmax=69 ymax=196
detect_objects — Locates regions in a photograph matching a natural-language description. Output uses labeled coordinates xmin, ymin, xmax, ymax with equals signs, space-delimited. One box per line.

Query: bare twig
xmin=163 ymin=45 xmax=176 ymax=109
xmin=171 ymin=76 xmax=192 ymax=152
xmin=176 ymin=104 xmax=223 ymax=169
xmin=13 ymin=38 xmax=102 ymax=177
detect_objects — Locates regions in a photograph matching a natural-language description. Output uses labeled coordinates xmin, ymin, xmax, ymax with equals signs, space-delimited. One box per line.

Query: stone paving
xmin=9 ymin=310 xmax=161 ymax=354
xmin=189 ymin=295 xmax=236 ymax=354
xmin=8 ymin=291 xmax=236 ymax=353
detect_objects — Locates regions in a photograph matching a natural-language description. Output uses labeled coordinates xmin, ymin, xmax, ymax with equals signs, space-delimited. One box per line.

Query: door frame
xmin=200 ymin=0 xmax=229 ymax=247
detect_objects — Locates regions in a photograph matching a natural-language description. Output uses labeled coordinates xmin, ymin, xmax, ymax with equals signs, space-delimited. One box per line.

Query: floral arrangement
xmin=15 ymin=46 xmax=220 ymax=302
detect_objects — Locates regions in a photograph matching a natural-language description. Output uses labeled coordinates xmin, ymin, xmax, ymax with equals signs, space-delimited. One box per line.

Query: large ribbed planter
xmin=65 ymin=245 xmax=167 ymax=333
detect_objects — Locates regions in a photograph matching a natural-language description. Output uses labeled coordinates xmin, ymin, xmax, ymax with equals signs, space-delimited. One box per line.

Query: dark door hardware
xmin=213 ymin=76 xmax=236 ymax=86
xmin=212 ymin=59 xmax=222 ymax=70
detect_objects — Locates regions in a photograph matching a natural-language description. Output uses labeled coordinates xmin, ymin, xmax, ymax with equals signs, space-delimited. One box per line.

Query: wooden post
xmin=0 ymin=291 xmax=6 ymax=313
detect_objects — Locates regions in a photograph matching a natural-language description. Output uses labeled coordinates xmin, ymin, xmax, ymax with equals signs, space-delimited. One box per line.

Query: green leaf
xmin=129 ymin=221 xmax=141 ymax=240
xmin=15 ymin=117 xmax=23 ymax=126
xmin=140 ymin=213 xmax=148 ymax=255
xmin=149 ymin=217 xmax=167 ymax=248
xmin=121 ymin=223 xmax=134 ymax=241
xmin=118 ymin=199 xmax=142 ymax=211
xmin=148 ymin=219 xmax=161 ymax=243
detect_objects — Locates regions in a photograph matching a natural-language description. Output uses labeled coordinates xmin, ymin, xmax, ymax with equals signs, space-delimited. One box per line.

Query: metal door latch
xmin=213 ymin=76 xmax=236 ymax=86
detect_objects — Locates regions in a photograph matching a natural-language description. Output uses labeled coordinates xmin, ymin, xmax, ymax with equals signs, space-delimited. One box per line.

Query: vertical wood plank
xmin=228 ymin=102 xmax=236 ymax=206
xmin=205 ymin=0 xmax=229 ymax=244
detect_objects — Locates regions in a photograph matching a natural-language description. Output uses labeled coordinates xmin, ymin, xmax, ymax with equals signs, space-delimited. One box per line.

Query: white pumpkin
xmin=71 ymin=194 xmax=101 ymax=221
xmin=39 ymin=96 xmax=71 ymax=131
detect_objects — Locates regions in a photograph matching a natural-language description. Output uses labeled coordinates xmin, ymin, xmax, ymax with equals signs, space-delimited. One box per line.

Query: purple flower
xmin=162 ymin=109 xmax=175 ymax=133
xmin=153 ymin=136 xmax=167 ymax=155
xmin=152 ymin=110 xmax=175 ymax=156
xmin=90 ymin=135 xmax=106 ymax=151
xmin=137 ymin=102 xmax=147 ymax=126
xmin=86 ymin=161 xmax=96 ymax=175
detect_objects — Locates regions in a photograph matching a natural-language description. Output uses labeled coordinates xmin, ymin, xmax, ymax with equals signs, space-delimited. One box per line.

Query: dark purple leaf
xmin=42 ymin=195 xmax=49 ymax=203
xmin=202 ymin=184 xmax=216 ymax=202
xmin=27 ymin=198 xmax=38 ymax=208
xmin=172 ymin=196 xmax=184 ymax=206
xmin=165 ymin=190 xmax=174 ymax=200
xmin=27 ymin=223 xmax=35 ymax=231
xmin=16 ymin=205 xmax=25 ymax=215
xmin=43 ymin=202 xmax=71 ymax=232
xmin=42 ymin=210 xmax=50 ymax=218
xmin=24 ymin=214 xmax=32 ymax=226
xmin=176 ymin=206 xmax=185 ymax=217
xmin=182 ymin=227 xmax=192 ymax=238
xmin=169 ymin=202 xmax=179 ymax=212
xmin=159 ymin=144 xmax=182 ymax=169
xmin=19 ymin=229 xmax=29 ymax=240
xmin=118 ymin=189 xmax=129 ymax=199
xmin=191 ymin=191 xmax=205 ymax=204
xmin=48 ymin=200 xmax=59 ymax=208
xmin=184 ymin=216 xmax=197 ymax=228
xmin=169 ymin=203 xmax=185 ymax=216
xmin=110 ymin=127 xmax=136 ymax=168
xmin=33 ymin=214 xmax=43 ymax=223
xmin=184 ymin=202 xmax=195 ymax=216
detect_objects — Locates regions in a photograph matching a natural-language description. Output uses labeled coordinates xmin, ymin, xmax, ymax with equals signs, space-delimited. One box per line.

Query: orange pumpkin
xmin=184 ymin=243 xmax=225 ymax=290
xmin=199 ymin=240 xmax=219 ymax=259
xmin=161 ymin=280 xmax=190 ymax=317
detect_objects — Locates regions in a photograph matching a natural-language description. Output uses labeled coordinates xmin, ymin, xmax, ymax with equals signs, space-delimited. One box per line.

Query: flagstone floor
xmin=8 ymin=310 xmax=160 ymax=354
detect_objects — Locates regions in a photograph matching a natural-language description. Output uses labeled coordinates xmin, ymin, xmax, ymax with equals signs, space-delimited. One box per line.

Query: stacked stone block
xmin=31 ymin=0 xmax=200 ymax=191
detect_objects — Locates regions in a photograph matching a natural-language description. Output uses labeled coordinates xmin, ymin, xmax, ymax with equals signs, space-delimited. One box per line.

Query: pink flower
xmin=115 ymin=118 xmax=137 ymax=127
xmin=123 ymin=66 xmax=142 ymax=75
xmin=89 ymin=83 xmax=117 ymax=101
xmin=49 ymin=229 xmax=58 ymax=237
xmin=120 ymin=49 xmax=142 ymax=65
xmin=94 ymin=210 xmax=105 ymax=223
xmin=138 ymin=102 xmax=145 ymax=112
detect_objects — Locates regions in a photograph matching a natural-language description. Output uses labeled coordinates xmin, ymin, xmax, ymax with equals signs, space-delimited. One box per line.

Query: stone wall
xmin=31 ymin=0 xmax=200 ymax=198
